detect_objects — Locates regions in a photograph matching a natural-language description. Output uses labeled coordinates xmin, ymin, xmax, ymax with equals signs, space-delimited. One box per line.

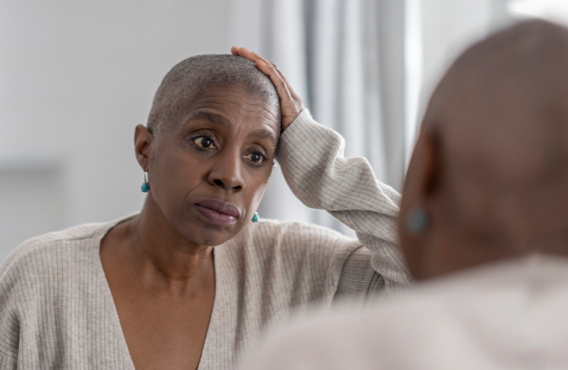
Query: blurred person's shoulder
xmin=249 ymin=255 xmax=568 ymax=370
xmin=246 ymin=275 xmax=470 ymax=370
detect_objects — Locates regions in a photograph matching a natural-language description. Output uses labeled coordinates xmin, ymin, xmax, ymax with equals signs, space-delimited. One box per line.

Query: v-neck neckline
xmin=92 ymin=214 xmax=222 ymax=370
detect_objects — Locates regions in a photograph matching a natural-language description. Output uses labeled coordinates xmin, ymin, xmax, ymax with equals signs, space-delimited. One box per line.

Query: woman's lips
xmin=194 ymin=199 xmax=241 ymax=226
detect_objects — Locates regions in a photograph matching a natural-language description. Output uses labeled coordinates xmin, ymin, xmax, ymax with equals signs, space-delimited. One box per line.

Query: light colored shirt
xmin=246 ymin=254 xmax=568 ymax=370
xmin=0 ymin=110 xmax=410 ymax=370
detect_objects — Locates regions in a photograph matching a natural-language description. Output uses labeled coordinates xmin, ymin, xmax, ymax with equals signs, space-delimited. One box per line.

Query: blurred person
xmin=246 ymin=20 xmax=568 ymax=370
xmin=0 ymin=50 xmax=411 ymax=369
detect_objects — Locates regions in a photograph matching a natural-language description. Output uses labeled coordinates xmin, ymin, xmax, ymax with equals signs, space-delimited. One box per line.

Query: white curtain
xmin=229 ymin=0 xmax=406 ymax=236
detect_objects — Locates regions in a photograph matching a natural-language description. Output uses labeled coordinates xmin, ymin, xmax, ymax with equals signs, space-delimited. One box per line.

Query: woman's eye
xmin=192 ymin=136 xmax=216 ymax=149
xmin=245 ymin=152 xmax=266 ymax=164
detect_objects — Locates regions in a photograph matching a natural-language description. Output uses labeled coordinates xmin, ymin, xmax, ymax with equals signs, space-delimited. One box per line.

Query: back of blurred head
xmin=400 ymin=20 xmax=568 ymax=280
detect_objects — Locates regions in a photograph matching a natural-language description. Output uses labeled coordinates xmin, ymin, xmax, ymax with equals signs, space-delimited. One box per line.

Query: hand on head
xmin=231 ymin=46 xmax=305 ymax=131
xmin=400 ymin=20 xmax=568 ymax=280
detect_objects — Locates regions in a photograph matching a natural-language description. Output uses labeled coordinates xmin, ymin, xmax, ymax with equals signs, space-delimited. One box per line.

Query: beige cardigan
xmin=0 ymin=110 xmax=411 ymax=369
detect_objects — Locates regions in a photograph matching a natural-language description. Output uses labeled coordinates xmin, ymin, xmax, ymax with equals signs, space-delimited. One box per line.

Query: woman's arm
xmin=231 ymin=47 xmax=412 ymax=295
xmin=278 ymin=110 xmax=411 ymax=293
xmin=0 ymin=256 xmax=20 ymax=369
xmin=0 ymin=353 xmax=16 ymax=369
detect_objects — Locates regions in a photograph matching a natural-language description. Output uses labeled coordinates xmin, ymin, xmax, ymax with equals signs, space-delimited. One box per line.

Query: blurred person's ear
xmin=134 ymin=125 xmax=155 ymax=171
xmin=398 ymin=126 xmax=441 ymax=280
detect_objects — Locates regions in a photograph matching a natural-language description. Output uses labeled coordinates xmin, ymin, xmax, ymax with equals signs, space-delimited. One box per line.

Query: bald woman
xmin=0 ymin=52 xmax=410 ymax=369
xmin=247 ymin=20 xmax=568 ymax=370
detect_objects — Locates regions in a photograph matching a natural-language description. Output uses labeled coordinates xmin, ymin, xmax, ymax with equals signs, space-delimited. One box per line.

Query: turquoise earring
xmin=406 ymin=207 xmax=428 ymax=234
xmin=141 ymin=172 xmax=150 ymax=193
xmin=251 ymin=212 xmax=259 ymax=223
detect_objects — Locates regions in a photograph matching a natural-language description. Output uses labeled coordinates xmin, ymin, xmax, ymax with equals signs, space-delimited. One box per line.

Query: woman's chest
xmin=112 ymin=289 xmax=215 ymax=370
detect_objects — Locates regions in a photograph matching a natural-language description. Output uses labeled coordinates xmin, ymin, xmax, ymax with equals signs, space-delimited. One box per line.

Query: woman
xmin=0 ymin=48 xmax=410 ymax=370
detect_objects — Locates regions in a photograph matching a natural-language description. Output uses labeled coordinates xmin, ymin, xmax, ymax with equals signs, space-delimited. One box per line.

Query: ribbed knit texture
xmin=0 ymin=110 xmax=411 ymax=369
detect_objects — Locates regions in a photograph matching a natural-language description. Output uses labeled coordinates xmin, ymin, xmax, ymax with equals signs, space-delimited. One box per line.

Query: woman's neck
xmin=104 ymin=199 xmax=215 ymax=301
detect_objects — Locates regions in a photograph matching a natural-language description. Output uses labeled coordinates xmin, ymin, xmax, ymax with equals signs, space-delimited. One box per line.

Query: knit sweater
xmin=0 ymin=110 xmax=411 ymax=369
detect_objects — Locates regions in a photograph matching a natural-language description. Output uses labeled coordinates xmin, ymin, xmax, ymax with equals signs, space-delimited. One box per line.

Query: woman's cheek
xmin=249 ymin=181 xmax=268 ymax=211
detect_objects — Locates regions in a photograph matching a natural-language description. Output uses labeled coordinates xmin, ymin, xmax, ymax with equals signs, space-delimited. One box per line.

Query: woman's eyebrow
xmin=185 ymin=111 xmax=277 ymax=143
xmin=186 ymin=111 xmax=229 ymax=127
xmin=250 ymin=128 xmax=278 ymax=143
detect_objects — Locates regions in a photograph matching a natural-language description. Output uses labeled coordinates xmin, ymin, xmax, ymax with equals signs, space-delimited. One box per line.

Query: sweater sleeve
xmin=276 ymin=109 xmax=412 ymax=296
xmin=0 ymin=353 xmax=16 ymax=370
xmin=0 ymin=254 xmax=20 ymax=370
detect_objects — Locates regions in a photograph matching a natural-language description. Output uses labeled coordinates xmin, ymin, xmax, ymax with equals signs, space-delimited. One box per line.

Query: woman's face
xmin=145 ymin=84 xmax=280 ymax=246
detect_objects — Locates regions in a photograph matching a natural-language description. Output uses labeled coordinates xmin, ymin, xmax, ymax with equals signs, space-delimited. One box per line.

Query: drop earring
xmin=406 ymin=207 xmax=428 ymax=234
xmin=141 ymin=172 xmax=150 ymax=193
xmin=251 ymin=212 xmax=259 ymax=223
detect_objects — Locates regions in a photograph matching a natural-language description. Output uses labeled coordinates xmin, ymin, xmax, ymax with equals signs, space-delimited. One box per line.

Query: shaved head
xmin=147 ymin=54 xmax=281 ymax=136
xmin=401 ymin=20 xmax=568 ymax=279
xmin=429 ymin=20 xmax=568 ymax=247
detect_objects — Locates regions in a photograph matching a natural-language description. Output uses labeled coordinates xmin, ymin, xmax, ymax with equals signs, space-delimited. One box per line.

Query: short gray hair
xmin=147 ymin=54 xmax=280 ymax=135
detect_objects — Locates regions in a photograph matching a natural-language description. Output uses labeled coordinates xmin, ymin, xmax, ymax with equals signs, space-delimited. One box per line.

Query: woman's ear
xmin=398 ymin=125 xmax=441 ymax=279
xmin=413 ymin=126 xmax=439 ymax=197
xmin=402 ymin=126 xmax=439 ymax=212
xmin=134 ymin=125 xmax=154 ymax=171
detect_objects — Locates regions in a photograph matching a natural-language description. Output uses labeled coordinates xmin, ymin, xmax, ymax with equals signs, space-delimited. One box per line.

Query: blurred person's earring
xmin=252 ymin=212 xmax=259 ymax=223
xmin=141 ymin=172 xmax=150 ymax=193
xmin=406 ymin=207 xmax=428 ymax=234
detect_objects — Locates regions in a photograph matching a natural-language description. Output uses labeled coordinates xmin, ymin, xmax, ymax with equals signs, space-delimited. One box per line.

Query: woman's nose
xmin=208 ymin=152 xmax=245 ymax=192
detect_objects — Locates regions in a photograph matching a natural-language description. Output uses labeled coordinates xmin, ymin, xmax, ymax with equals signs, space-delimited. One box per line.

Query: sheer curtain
xmin=229 ymin=0 xmax=406 ymax=235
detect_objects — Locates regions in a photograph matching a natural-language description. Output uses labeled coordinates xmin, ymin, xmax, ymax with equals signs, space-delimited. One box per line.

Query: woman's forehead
xmin=162 ymin=87 xmax=281 ymax=142
xmin=185 ymin=109 xmax=279 ymax=142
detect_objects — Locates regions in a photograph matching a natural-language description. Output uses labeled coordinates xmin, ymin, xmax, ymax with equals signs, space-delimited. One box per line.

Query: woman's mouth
xmin=194 ymin=199 xmax=241 ymax=226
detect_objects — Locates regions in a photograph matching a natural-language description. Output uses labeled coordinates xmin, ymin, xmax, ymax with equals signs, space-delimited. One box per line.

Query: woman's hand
xmin=231 ymin=46 xmax=305 ymax=131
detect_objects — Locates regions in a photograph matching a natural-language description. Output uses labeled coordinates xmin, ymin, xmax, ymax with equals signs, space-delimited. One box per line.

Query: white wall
xmin=418 ymin=0 xmax=517 ymax=125
xmin=420 ymin=0 xmax=493 ymax=105
xmin=0 ymin=0 xmax=232 ymax=261
xmin=404 ymin=0 xmax=514 ymax=162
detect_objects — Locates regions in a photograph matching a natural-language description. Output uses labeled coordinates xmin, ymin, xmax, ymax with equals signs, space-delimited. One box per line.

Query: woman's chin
xmin=180 ymin=222 xmax=243 ymax=247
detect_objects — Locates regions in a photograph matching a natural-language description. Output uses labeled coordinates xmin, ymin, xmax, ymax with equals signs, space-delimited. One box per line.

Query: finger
xmin=253 ymin=57 xmax=295 ymax=95
xmin=240 ymin=52 xmax=304 ymax=112
xmin=231 ymin=48 xmax=280 ymax=78
xmin=235 ymin=49 xmax=285 ymax=88
xmin=237 ymin=49 xmax=286 ymax=83
xmin=238 ymin=47 xmax=260 ymax=62
xmin=231 ymin=46 xmax=255 ymax=58
xmin=231 ymin=47 xmax=304 ymax=127
xmin=256 ymin=60 xmax=300 ymax=116
xmin=259 ymin=59 xmax=302 ymax=103
xmin=243 ymin=49 xmax=278 ymax=69
xmin=269 ymin=64 xmax=292 ymax=91
xmin=256 ymin=60 xmax=291 ymax=97
xmin=241 ymin=52 xmax=282 ymax=85
xmin=252 ymin=56 xmax=293 ymax=88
